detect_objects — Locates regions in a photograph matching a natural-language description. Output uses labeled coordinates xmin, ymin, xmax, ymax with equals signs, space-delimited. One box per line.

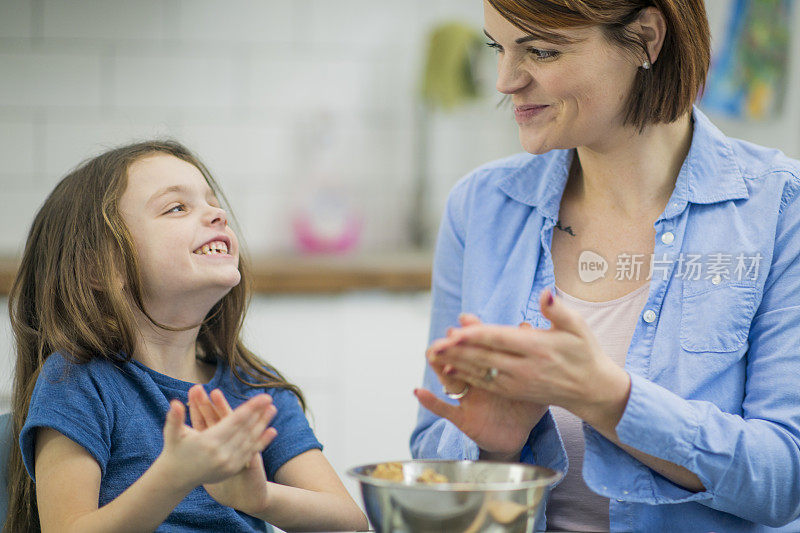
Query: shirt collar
xmin=495 ymin=106 xmax=749 ymax=221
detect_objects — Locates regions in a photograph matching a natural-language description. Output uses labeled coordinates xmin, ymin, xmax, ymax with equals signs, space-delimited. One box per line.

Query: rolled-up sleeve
xmin=410 ymin=178 xmax=481 ymax=461
xmin=609 ymin=171 xmax=800 ymax=527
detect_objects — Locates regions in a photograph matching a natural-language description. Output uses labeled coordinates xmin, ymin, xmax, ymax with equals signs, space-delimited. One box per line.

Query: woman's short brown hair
xmin=487 ymin=0 xmax=711 ymax=131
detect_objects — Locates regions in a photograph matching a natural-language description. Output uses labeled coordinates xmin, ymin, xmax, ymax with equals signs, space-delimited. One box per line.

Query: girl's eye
xmin=165 ymin=204 xmax=185 ymax=214
xmin=485 ymin=41 xmax=503 ymax=54
xmin=527 ymin=47 xmax=559 ymax=61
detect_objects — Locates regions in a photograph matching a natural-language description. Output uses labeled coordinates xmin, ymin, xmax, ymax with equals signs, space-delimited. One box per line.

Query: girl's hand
xmin=159 ymin=391 xmax=276 ymax=503
xmin=431 ymin=289 xmax=631 ymax=434
xmin=187 ymin=385 xmax=277 ymax=516
xmin=415 ymin=314 xmax=548 ymax=460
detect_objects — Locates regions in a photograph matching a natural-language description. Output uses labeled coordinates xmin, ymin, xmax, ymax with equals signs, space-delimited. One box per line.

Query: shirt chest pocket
xmin=680 ymin=280 xmax=760 ymax=353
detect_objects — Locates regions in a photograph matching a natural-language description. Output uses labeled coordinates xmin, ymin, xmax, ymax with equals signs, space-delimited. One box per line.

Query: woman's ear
xmin=633 ymin=7 xmax=667 ymax=67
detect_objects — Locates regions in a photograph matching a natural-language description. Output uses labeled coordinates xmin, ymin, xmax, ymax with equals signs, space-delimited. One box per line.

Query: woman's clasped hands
xmin=157 ymin=385 xmax=277 ymax=516
xmin=415 ymin=289 xmax=633 ymax=458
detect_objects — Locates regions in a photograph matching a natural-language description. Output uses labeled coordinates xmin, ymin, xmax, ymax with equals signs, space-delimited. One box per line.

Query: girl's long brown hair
xmin=4 ymin=140 xmax=305 ymax=532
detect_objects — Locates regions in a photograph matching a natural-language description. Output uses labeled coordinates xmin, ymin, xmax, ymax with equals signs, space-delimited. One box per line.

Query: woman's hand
xmin=157 ymin=388 xmax=276 ymax=513
xmin=186 ymin=385 xmax=278 ymax=516
xmin=415 ymin=314 xmax=548 ymax=461
xmin=431 ymin=289 xmax=631 ymax=435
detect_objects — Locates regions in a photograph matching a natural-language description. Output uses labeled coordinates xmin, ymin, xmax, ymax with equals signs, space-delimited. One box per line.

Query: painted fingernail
xmin=445 ymin=366 xmax=456 ymax=376
xmin=547 ymin=291 xmax=554 ymax=306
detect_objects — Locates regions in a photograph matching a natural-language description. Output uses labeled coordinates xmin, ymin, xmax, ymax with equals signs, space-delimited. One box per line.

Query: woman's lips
xmin=514 ymin=104 xmax=549 ymax=123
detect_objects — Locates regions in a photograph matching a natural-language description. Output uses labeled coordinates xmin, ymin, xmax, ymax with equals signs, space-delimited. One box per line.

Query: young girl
xmin=5 ymin=141 xmax=368 ymax=532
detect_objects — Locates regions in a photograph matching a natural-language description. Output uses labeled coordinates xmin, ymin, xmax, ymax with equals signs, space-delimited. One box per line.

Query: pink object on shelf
xmin=292 ymin=211 xmax=362 ymax=254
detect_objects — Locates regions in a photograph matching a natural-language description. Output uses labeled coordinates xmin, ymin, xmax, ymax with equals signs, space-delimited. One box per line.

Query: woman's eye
xmin=165 ymin=204 xmax=185 ymax=214
xmin=485 ymin=41 xmax=558 ymax=61
xmin=485 ymin=41 xmax=503 ymax=54
xmin=528 ymin=47 xmax=559 ymax=61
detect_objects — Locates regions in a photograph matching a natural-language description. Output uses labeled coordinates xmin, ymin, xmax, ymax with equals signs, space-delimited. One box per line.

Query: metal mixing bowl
xmin=347 ymin=460 xmax=563 ymax=533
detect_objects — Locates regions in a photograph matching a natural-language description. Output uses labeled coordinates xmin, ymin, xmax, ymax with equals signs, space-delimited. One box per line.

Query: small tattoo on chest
xmin=555 ymin=220 xmax=576 ymax=237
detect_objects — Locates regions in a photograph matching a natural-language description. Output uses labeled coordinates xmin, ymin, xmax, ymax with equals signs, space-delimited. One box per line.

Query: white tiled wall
xmin=0 ymin=0 xmax=520 ymax=256
xmin=4 ymin=1 xmax=799 ymax=257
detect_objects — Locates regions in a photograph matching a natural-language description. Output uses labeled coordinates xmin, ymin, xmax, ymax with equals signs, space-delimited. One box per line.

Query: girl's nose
xmin=496 ymin=56 xmax=532 ymax=95
xmin=209 ymin=206 xmax=228 ymax=226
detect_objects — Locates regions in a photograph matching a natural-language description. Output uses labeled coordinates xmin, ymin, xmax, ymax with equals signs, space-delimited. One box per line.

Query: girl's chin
xmin=167 ymin=275 xmax=243 ymax=304
xmin=209 ymin=273 xmax=242 ymax=294
xmin=203 ymin=263 xmax=242 ymax=287
xmin=223 ymin=273 xmax=242 ymax=289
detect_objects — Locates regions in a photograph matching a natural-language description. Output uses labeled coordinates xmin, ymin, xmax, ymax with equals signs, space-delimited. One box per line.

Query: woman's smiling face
xmin=483 ymin=0 xmax=642 ymax=154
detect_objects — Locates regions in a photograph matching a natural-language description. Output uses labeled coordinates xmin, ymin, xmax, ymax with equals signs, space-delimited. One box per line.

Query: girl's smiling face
xmin=483 ymin=1 xmax=642 ymax=154
xmin=119 ymin=153 xmax=241 ymax=312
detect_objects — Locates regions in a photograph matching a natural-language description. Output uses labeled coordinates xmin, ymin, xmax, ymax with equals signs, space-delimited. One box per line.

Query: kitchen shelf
xmin=0 ymin=251 xmax=434 ymax=296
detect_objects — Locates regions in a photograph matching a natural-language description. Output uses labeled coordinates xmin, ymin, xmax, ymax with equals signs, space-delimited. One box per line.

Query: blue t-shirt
xmin=20 ymin=352 xmax=323 ymax=532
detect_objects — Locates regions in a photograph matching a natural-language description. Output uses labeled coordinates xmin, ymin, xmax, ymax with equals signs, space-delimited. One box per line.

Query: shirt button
xmin=661 ymin=231 xmax=675 ymax=245
xmin=643 ymin=309 xmax=657 ymax=323
xmin=712 ymin=274 xmax=722 ymax=285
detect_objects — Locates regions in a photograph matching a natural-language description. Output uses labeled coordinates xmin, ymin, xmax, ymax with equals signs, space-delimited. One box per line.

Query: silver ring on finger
xmin=445 ymin=384 xmax=470 ymax=400
xmin=483 ymin=366 xmax=499 ymax=383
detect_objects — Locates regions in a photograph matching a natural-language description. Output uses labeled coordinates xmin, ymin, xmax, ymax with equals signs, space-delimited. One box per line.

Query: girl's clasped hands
xmin=159 ymin=387 xmax=277 ymax=517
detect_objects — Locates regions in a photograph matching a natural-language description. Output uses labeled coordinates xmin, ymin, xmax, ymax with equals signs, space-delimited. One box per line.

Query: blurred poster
xmin=702 ymin=0 xmax=794 ymax=121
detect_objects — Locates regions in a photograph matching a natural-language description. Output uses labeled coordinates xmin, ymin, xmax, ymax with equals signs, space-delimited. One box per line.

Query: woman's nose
xmin=496 ymin=56 xmax=531 ymax=95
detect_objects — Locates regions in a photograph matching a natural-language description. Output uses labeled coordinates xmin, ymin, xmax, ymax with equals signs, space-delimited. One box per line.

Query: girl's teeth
xmin=194 ymin=241 xmax=229 ymax=255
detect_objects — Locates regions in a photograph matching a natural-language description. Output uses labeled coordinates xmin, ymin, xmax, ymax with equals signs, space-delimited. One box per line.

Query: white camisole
xmin=544 ymin=282 xmax=650 ymax=532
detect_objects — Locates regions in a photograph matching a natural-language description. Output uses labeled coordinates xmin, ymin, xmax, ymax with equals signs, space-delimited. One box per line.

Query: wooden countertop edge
xmin=0 ymin=253 xmax=434 ymax=296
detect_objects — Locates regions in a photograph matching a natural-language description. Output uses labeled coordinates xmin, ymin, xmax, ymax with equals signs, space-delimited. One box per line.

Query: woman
xmin=411 ymin=1 xmax=800 ymax=531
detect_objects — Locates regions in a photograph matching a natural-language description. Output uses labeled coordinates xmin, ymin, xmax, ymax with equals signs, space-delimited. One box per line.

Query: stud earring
xmin=642 ymin=59 xmax=652 ymax=70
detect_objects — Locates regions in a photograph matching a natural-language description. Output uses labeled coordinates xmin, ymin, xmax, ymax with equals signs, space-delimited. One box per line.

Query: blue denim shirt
xmin=411 ymin=107 xmax=800 ymax=532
